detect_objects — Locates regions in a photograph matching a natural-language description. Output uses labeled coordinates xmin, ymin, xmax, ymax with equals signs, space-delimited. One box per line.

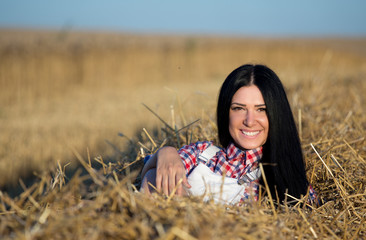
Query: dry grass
xmin=0 ymin=88 xmax=365 ymax=239
xmin=0 ymin=29 xmax=365 ymax=239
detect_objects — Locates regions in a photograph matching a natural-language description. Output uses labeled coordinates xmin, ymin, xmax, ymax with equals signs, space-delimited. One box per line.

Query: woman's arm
xmin=140 ymin=151 xmax=158 ymax=181
xmin=141 ymin=146 xmax=191 ymax=196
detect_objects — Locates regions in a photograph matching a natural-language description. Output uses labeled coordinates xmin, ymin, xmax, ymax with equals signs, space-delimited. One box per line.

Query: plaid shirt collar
xmin=225 ymin=142 xmax=263 ymax=167
xmin=203 ymin=142 xmax=263 ymax=179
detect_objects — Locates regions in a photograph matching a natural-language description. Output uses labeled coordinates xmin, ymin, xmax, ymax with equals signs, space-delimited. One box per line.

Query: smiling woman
xmin=229 ymin=85 xmax=269 ymax=150
xmin=140 ymin=64 xmax=317 ymax=205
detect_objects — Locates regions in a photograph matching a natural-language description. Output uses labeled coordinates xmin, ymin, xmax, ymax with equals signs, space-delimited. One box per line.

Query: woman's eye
xmin=258 ymin=108 xmax=267 ymax=112
xmin=231 ymin=107 xmax=243 ymax=111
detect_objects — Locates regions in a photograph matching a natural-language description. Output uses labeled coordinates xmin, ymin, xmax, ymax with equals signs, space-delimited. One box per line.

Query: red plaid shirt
xmin=179 ymin=141 xmax=262 ymax=201
xmin=178 ymin=141 xmax=318 ymax=204
xmin=179 ymin=141 xmax=262 ymax=178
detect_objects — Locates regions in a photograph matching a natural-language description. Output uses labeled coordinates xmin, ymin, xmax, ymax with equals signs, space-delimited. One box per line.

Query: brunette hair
xmin=216 ymin=64 xmax=308 ymax=202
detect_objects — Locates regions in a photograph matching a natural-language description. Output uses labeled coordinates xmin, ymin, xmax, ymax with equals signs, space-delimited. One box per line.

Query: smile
xmin=241 ymin=130 xmax=260 ymax=136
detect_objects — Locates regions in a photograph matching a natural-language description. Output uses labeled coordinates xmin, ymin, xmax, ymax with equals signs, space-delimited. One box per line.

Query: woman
xmin=140 ymin=64 xmax=316 ymax=204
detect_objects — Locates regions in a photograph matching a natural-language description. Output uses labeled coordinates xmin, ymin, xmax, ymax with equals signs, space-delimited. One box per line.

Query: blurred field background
xmin=0 ymin=29 xmax=366 ymax=238
xmin=1 ymin=29 xmax=366 ymax=189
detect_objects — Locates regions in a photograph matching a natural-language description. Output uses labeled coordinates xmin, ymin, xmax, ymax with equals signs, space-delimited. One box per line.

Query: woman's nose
xmin=244 ymin=110 xmax=255 ymax=127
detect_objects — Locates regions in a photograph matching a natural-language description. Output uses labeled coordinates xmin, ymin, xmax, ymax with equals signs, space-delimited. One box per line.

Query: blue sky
xmin=0 ymin=0 xmax=365 ymax=37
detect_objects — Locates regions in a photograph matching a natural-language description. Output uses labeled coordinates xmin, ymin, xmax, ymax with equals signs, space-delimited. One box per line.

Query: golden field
xmin=0 ymin=29 xmax=365 ymax=239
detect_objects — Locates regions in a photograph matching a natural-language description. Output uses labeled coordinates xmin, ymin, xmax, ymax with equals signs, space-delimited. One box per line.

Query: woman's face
xmin=229 ymin=85 xmax=269 ymax=150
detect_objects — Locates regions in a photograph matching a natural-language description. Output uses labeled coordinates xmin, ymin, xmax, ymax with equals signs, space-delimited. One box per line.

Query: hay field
xmin=0 ymin=29 xmax=365 ymax=239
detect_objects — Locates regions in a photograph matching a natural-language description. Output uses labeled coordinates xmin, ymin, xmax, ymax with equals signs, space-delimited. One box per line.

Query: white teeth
xmin=242 ymin=131 xmax=259 ymax=136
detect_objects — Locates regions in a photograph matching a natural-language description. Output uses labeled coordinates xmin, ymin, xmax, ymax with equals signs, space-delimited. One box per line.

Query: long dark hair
xmin=217 ymin=64 xmax=308 ymax=202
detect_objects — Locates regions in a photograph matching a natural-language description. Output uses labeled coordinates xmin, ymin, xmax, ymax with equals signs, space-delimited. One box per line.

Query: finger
xmin=162 ymin=175 xmax=169 ymax=196
xmin=175 ymin=174 xmax=183 ymax=196
xmin=155 ymin=171 xmax=162 ymax=193
xmin=181 ymin=177 xmax=191 ymax=196
xmin=182 ymin=177 xmax=191 ymax=188
xmin=169 ymin=175 xmax=176 ymax=196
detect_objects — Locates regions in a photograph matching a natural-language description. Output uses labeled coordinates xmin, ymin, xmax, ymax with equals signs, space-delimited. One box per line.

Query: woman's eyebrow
xmin=231 ymin=102 xmax=246 ymax=107
xmin=231 ymin=102 xmax=266 ymax=107
xmin=255 ymin=104 xmax=266 ymax=107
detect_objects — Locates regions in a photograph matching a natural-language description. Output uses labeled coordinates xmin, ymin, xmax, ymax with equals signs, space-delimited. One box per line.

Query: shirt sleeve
xmin=238 ymin=180 xmax=260 ymax=204
xmin=308 ymin=184 xmax=320 ymax=205
xmin=143 ymin=155 xmax=152 ymax=164
xmin=178 ymin=141 xmax=212 ymax=175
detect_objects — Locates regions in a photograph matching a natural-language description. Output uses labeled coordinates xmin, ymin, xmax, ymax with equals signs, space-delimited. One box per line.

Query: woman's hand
xmin=155 ymin=146 xmax=191 ymax=196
